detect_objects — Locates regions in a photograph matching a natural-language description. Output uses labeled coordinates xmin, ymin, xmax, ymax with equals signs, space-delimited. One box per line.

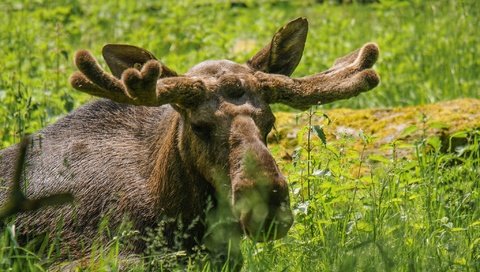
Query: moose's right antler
xmin=69 ymin=50 xmax=206 ymax=107
xmin=256 ymin=42 xmax=380 ymax=110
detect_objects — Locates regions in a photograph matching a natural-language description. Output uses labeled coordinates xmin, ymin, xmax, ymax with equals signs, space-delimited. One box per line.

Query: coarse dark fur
xmin=0 ymin=101 xmax=214 ymax=253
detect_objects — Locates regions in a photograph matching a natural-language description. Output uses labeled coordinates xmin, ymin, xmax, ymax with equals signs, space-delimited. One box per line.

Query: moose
xmin=0 ymin=18 xmax=379 ymax=267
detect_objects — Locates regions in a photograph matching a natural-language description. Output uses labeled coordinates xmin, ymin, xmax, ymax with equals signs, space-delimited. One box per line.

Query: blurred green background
xmin=1 ymin=0 xmax=479 ymax=146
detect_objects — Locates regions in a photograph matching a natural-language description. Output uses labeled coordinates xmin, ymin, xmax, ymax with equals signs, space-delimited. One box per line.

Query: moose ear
xmin=102 ymin=44 xmax=158 ymax=78
xmin=247 ymin=17 xmax=308 ymax=76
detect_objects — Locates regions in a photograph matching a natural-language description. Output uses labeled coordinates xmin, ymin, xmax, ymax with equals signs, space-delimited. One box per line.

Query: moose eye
xmin=191 ymin=122 xmax=213 ymax=140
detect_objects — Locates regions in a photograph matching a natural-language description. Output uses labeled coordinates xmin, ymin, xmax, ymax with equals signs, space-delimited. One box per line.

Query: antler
xmin=69 ymin=50 xmax=206 ymax=107
xmin=256 ymin=43 xmax=380 ymax=110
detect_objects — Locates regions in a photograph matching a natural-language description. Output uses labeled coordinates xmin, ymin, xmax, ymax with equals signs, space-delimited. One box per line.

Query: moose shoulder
xmin=0 ymin=17 xmax=379 ymax=266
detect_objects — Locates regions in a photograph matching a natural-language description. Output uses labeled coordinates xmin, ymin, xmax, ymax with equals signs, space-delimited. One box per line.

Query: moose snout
xmin=231 ymin=149 xmax=294 ymax=241
xmin=233 ymin=176 xmax=293 ymax=241
xmin=229 ymin=115 xmax=293 ymax=241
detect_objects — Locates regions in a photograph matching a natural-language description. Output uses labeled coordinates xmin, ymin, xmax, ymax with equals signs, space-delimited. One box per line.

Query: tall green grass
xmin=0 ymin=0 xmax=479 ymax=271
xmin=258 ymin=113 xmax=480 ymax=271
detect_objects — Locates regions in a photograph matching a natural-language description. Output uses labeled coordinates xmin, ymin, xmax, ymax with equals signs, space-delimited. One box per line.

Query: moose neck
xmin=147 ymin=109 xmax=215 ymax=221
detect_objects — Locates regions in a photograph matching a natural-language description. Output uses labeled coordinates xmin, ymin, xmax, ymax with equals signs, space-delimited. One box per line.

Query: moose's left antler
xmin=256 ymin=42 xmax=379 ymax=110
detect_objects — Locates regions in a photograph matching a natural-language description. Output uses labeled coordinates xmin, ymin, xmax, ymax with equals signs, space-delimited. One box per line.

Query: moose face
xmin=180 ymin=60 xmax=292 ymax=240
xmin=69 ymin=17 xmax=379 ymax=242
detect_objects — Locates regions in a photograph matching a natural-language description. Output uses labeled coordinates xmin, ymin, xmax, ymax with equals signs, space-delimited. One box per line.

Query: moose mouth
xmin=238 ymin=203 xmax=294 ymax=241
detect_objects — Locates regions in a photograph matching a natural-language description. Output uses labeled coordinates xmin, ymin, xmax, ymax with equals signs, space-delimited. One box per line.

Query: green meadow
xmin=0 ymin=0 xmax=479 ymax=271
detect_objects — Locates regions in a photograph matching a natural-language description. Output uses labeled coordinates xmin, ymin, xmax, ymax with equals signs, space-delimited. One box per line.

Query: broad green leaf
xmin=368 ymin=154 xmax=390 ymax=163
xmin=400 ymin=125 xmax=418 ymax=138
xmin=429 ymin=121 xmax=449 ymax=129
xmin=313 ymin=125 xmax=327 ymax=146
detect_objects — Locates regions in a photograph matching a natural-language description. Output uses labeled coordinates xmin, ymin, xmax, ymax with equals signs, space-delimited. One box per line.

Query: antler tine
xmin=72 ymin=50 xmax=126 ymax=94
xmin=70 ymin=50 xmax=207 ymax=107
xmin=122 ymin=63 xmax=207 ymax=107
xmin=257 ymin=43 xmax=380 ymax=110
xmin=120 ymin=60 xmax=160 ymax=104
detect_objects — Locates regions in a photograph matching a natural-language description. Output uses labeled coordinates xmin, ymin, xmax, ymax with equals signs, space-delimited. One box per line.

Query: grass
xmin=0 ymin=0 xmax=479 ymax=271
xmin=264 ymin=112 xmax=480 ymax=271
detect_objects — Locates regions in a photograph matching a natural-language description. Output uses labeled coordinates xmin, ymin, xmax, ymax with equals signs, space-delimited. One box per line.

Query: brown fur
xmin=0 ymin=18 xmax=379 ymax=262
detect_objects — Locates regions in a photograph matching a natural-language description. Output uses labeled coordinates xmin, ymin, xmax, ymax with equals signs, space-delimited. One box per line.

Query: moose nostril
xmin=270 ymin=184 xmax=289 ymax=204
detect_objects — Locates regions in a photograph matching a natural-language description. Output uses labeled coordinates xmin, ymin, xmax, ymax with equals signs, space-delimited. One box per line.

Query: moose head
xmin=68 ymin=17 xmax=379 ymax=244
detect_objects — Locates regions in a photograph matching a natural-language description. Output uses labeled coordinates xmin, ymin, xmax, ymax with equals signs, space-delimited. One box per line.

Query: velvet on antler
xmin=256 ymin=42 xmax=380 ymax=110
xmin=69 ymin=50 xmax=206 ymax=107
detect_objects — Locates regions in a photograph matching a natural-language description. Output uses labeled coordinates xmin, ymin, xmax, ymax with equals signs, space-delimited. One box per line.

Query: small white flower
xmin=313 ymin=169 xmax=331 ymax=177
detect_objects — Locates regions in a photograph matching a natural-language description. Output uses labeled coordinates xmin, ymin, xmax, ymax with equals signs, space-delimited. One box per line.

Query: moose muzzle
xmin=229 ymin=116 xmax=293 ymax=241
